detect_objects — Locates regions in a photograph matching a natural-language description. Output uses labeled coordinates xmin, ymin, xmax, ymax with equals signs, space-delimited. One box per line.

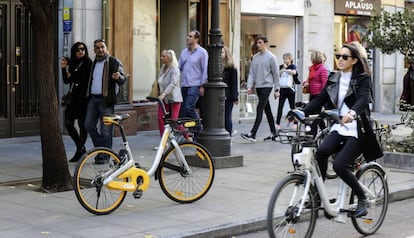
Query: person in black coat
xmin=222 ymin=46 xmax=239 ymax=136
xmin=302 ymin=43 xmax=383 ymax=218
xmin=61 ymin=42 xmax=92 ymax=162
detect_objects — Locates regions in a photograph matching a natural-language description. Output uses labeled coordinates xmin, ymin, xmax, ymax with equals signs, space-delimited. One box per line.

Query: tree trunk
xmin=21 ymin=0 xmax=72 ymax=191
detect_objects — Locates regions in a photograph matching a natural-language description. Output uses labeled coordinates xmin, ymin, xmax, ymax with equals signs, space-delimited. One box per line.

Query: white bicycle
xmin=267 ymin=110 xmax=388 ymax=238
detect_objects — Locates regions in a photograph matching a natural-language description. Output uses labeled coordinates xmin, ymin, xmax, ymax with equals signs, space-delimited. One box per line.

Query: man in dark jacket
xmin=84 ymin=39 xmax=126 ymax=164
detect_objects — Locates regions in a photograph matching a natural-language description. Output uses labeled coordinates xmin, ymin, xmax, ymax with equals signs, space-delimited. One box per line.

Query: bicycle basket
xmin=293 ymin=147 xmax=315 ymax=169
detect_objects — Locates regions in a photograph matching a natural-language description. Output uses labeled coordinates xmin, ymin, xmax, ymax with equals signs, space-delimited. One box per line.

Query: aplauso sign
xmin=335 ymin=0 xmax=381 ymax=16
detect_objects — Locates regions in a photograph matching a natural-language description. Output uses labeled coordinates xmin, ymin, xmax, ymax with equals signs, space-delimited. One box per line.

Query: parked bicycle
xmin=73 ymin=97 xmax=215 ymax=215
xmin=267 ymin=110 xmax=388 ymax=238
xmin=371 ymin=118 xmax=404 ymax=150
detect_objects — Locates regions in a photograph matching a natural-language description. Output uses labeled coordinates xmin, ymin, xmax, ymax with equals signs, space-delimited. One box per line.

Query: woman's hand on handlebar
xmin=341 ymin=112 xmax=354 ymax=125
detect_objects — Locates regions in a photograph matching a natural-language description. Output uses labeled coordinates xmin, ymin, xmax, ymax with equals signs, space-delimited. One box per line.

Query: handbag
xmin=279 ymin=72 xmax=293 ymax=88
xmin=148 ymin=79 xmax=160 ymax=98
xmin=302 ymin=85 xmax=309 ymax=94
xmin=61 ymin=83 xmax=73 ymax=106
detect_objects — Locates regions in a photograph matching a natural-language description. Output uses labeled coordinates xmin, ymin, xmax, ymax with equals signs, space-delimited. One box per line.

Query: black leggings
xmin=276 ymin=88 xmax=295 ymax=125
xmin=65 ymin=107 xmax=87 ymax=150
xmin=316 ymin=131 xmax=366 ymax=199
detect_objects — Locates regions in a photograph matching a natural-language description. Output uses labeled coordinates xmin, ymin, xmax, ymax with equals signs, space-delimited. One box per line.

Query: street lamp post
xmin=197 ymin=0 xmax=230 ymax=157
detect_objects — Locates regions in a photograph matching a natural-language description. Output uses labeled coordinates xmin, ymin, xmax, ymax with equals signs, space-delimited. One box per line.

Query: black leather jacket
xmin=303 ymin=72 xmax=383 ymax=161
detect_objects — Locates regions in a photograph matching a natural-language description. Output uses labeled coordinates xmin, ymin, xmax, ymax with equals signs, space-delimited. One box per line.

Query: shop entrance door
xmin=0 ymin=1 xmax=39 ymax=138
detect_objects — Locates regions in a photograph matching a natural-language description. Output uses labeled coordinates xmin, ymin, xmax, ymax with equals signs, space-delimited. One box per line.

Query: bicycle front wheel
xmin=267 ymin=174 xmax=318 ymax=238
xmin=159 ymin=142 xmax=215 ymax=203
xmin=351 ymin=164 xmax=389 ymax=235
xmin=73 ymin=147 xmax=127 ymax=215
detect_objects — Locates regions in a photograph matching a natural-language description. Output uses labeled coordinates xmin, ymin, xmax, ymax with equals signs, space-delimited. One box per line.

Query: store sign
xmin=335 ymin=0 xmax=381 ymax=16
xmin=241 ymin=0 xmax=304 ymax=16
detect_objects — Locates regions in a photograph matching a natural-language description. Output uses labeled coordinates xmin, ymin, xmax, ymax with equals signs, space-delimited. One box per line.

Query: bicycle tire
xmin=351 ymin=164 xmax=389 ymax=235
xmin=158 ymin=141 xmax=215 ymax=203
xmin=73 ymin=147 xmax=127 ymax=215
xmin=267 ymin=174 xmax=318 ymax=238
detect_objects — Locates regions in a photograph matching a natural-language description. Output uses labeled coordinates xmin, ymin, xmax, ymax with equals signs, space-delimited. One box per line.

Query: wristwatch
xmin=348 ymin=110 xmax=356 ymax=119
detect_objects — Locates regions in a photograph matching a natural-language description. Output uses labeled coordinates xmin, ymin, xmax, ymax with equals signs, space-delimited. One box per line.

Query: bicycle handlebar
xmin=287 ymin=109 xmax=340 ymax=124
xmin=146 ymin=96 xmax=170 ymax=119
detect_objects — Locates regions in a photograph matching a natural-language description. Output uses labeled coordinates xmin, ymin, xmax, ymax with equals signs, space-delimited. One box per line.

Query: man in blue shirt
xmin=178 ymin=30 xmax=208 ymax=128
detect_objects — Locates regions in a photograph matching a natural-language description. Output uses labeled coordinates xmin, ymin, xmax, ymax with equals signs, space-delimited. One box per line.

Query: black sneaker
xmin=264 ymin=134 xmax=278 ymax=141
xmin=352 ymin=199 xmax=368 ymax=217
xmin=241 ymin=133 xmax=256 ymax=142
xmin=95 ymin=153 xmax=110 ymax=164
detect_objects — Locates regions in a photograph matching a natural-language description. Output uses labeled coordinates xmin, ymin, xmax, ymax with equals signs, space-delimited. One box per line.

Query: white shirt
xmin=330 ymin=71 xmax=358 ymax=138
xmin=91 ymin=61 xmax=105 ymax=95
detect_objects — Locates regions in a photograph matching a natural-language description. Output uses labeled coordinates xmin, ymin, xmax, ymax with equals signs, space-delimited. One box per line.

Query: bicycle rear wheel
xmin=351 ymin=164 xmax=388 ymax=235
xmin=267 ymin=174 xmax=317 ymax=238
xmin=158 ymin=142 xmax=214 ymax=203
xmin=73 ymin=147 xmax=127 ymax=215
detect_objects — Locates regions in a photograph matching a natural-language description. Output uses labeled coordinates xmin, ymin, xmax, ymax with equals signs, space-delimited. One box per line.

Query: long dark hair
xmin=69 ymin=42 xmax=91 ymax=72
xmin=342 ymin=43 xmax=371 ymax=77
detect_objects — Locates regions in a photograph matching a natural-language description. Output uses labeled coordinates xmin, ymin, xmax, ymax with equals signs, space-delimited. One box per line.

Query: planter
xmin=377 ymin=151 xmax=414 ymax=170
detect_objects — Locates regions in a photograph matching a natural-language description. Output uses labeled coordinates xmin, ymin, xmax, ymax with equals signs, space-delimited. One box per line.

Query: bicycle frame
xmin=294 ymin=146 xmax=387 ymax=224
xmin=102 ymin=116 xmax=192 ymax=193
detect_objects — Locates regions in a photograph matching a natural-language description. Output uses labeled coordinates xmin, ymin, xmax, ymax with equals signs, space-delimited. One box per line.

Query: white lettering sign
xmin=345 ymin=1 xmax=374 ymax=11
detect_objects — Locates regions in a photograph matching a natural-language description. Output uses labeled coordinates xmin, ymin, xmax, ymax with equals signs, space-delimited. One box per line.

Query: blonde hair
xmin=282 ymin=53 xmax=293 ymax=63
xmin=222 ymin=46 xmax=235 ymax=68
xmin=310 ymin=50 xmax=324 ymax=64
xmin=161 ymin=49 xmax=179 ymax=72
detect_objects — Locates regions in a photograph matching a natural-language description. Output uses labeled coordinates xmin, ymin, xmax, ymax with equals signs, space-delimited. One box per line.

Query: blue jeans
xmin=179 ymin=86 xmax=200 ymax=120
xmin=84 ymin=95 xmax=114 ymax=148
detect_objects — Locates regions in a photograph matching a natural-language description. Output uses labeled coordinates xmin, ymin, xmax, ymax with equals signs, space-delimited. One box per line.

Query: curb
xmin=175 ymin=187 xmax=414 ymax=238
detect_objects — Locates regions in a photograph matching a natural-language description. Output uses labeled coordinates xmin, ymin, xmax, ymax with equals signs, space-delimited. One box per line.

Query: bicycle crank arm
xmin=106 ymin=167 xmax=150 ymax=192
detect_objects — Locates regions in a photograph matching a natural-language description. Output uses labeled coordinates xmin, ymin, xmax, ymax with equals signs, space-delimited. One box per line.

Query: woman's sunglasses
xmin=76 ymin=47 xmax=85 ymax=52
xmin=335 ymin=54 xmax=352 ymax=60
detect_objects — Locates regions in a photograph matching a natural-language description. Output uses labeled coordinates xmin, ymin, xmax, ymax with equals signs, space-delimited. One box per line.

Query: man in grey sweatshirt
xmin=241 ymin=36 xmax=279 ymax=142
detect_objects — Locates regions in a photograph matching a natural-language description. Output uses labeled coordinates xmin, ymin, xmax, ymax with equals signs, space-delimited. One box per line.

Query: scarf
xmin=96 ymin=54 xmax=109 ymax=97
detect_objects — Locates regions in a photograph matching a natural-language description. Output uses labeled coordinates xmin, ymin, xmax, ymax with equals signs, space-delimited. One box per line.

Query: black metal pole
xmin=197 ymin=0 xmax=231 ymax=157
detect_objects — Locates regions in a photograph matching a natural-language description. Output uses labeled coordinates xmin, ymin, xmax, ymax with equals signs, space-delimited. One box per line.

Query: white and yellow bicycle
xmin=73 ymin=97 xmax=215 ymax=215
xmin=267 ymin=110 xmax=388 ymax=237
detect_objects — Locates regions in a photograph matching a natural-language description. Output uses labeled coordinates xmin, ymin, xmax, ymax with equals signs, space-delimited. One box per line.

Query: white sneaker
xmin=231 ymin=130 xmax=237 ymax=137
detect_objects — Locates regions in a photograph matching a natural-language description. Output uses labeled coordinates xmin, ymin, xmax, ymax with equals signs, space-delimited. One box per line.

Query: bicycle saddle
xmin=320 ymin=110 xmax=340 ymax=122
xmin=103 ymin=114 xmax=130 ymax=125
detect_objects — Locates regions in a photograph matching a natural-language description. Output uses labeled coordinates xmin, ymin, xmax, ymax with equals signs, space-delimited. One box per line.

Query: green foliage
xmin=365 ymin=9 xmax=414 ymax=56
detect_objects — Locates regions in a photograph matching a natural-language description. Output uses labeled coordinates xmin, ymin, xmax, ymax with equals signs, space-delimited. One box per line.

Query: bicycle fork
xmin=170 ymin=139 xmax=193 ymax=175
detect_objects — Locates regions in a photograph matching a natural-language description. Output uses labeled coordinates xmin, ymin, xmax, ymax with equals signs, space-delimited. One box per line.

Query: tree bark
xmin=21 ymin=0 xmax=72 ymax=191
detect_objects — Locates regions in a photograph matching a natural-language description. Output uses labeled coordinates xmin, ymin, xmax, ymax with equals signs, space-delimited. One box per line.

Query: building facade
xmin=0 ymin=0 xmax=408 ymax=138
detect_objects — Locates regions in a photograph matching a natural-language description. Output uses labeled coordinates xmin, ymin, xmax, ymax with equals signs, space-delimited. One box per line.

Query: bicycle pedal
xmin=132 ymin=190 xmax=143 ymax=199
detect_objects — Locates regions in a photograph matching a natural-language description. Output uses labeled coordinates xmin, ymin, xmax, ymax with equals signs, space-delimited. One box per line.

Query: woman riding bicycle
xmin=299 ymin=43 xmax=383 ymax=218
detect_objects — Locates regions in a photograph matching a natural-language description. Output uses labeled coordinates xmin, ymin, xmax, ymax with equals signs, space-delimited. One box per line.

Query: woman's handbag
xmin=279 ymin=72 xmax=294 ymax=88
xmin=61 ymin=83 xmax=73 ymax=106
xmin=148 ymin=79 xmax=160 ymax=98
xmin=302 ymin=85 xmax=309 ymax=94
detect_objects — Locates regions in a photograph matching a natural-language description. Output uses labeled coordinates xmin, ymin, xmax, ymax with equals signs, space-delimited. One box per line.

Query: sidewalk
xmin=0 ymin=113 xmax=413 ymax=238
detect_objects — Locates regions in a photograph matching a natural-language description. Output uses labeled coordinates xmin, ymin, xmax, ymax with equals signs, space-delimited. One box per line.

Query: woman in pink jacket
xmin=303 ymin=50 xmax=329 ymax=135
xmin=304 ymin=50 xmax=328 ymax=101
